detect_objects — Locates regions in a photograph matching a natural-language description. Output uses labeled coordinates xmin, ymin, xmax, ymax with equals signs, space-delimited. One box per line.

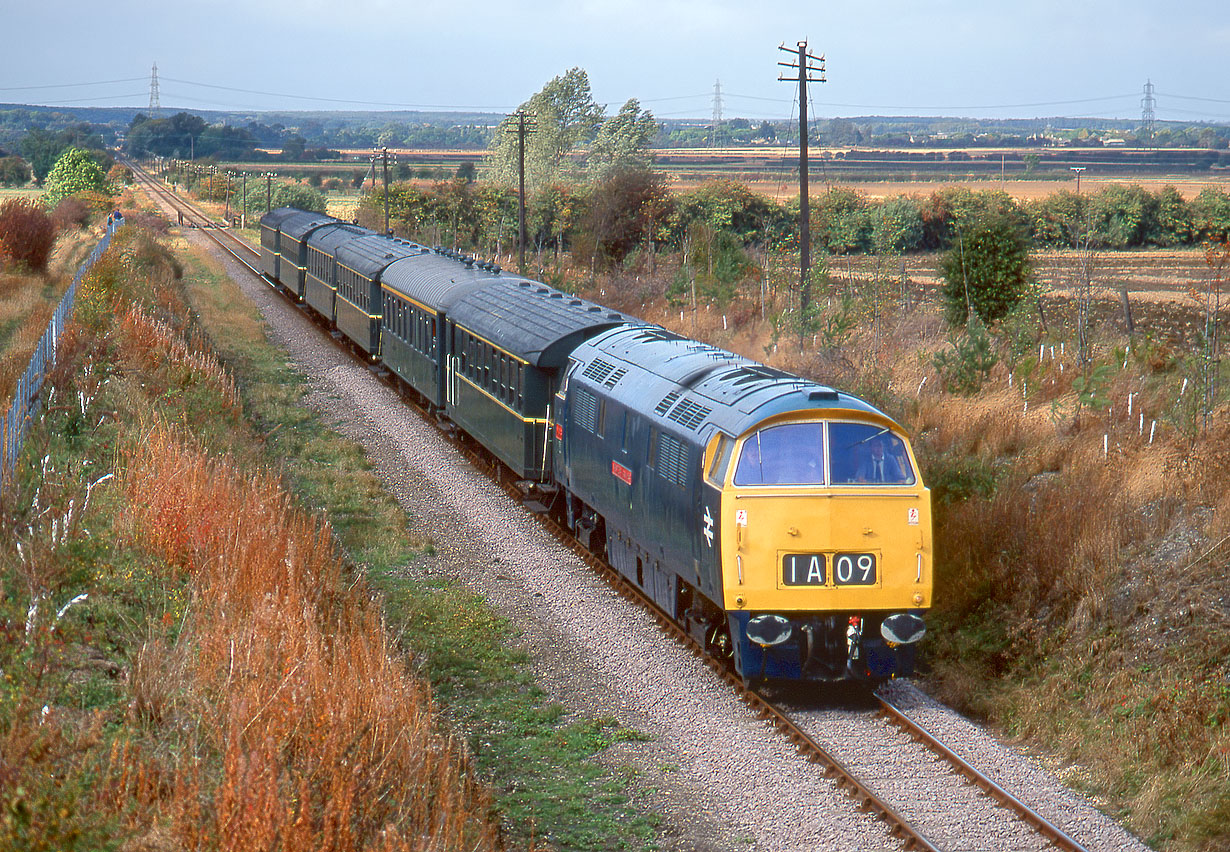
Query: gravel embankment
xmin=175 ymin=220 xmax=1152 ymax=852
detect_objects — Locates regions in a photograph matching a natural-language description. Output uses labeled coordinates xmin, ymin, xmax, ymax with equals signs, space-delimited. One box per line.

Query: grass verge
xmin=177 ymin=236 xmax=661 ymax=851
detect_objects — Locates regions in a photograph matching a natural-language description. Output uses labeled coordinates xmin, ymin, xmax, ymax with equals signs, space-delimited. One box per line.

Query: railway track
xmin=124 ymin=158 xmax=1099 ymax=852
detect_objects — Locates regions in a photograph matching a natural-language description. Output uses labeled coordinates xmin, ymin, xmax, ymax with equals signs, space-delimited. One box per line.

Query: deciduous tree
xmin=488 ymin=68 xmax=604 ymax=190
xmin=43 ymin=147 xmax=112 ymax=209
xmin=590 ymin=99 xmax=657 ymax=176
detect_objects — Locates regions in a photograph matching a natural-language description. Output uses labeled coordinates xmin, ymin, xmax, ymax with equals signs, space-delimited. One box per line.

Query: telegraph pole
xmin=506 ymin=111 xmax=537 ymax=273
xmin=778 ymin=40 xmax=825 ymax=329
xmin=373 ymin=146 xmax=392 ymax=234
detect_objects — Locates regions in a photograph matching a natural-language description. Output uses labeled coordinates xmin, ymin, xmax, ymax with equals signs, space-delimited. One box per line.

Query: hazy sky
xmin=2 ymin=0 xmax=1228 ymax=122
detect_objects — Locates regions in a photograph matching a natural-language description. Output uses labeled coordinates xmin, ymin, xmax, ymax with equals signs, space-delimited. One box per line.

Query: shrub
xmin=0 ymin=155 xmax=32 ymax=186
xmin=51 ymin=197 xmax=90 ymax=230
xmin=0 ymin=197 xmax=57 ymax=271
xmin=270 ymin=183 xmax=328 ymax=215
xmin=106 ymin=163 xmax=133 ymax=185
xmin=939 ymin=213 xmax=1033 ymax=326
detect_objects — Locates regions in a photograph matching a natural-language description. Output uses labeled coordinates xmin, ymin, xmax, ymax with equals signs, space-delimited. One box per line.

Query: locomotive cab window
xmin=733 ymin=422 xmax=825 ymax=486
xmin=706 ymin=433 xmax=735 ymax=486
xmin=829 ymin=423 xmax=915 ymax=486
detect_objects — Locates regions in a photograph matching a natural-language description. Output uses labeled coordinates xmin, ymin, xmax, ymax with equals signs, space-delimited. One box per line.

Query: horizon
xmin=1 ymin=1 xmax=1227 ymax=124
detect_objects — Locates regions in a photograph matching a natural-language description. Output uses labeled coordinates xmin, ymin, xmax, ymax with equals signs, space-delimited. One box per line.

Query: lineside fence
xmin=0 ymin=217 xmax=120 ymax=492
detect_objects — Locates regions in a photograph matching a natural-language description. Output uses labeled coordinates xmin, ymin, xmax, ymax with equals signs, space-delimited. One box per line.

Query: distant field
xmin=0 ymin=187 xmax=44 ymax=202
xmin=219 ymin=146 xmax=1230 ymax=203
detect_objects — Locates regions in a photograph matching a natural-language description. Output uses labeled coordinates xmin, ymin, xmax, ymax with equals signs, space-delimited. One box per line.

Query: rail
xmin=0 ymin=217 xmax=120 ymax=492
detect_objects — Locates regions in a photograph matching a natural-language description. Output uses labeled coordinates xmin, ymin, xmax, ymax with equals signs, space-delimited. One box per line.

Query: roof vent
xmin=809 ymin=389 xmax=839 ymax=401
xmin=519 ymin=281 xmax=532 ymax=288
xmin=550 ymin=292 xmax=563 ymax=299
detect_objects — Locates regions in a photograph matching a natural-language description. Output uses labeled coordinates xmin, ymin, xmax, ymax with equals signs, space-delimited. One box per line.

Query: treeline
xmin=356 ymin=174 xmax=1230 ymax=269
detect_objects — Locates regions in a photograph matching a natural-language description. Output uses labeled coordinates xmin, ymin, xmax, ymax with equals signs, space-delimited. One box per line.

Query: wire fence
xmin=1 ymin=217 xmax=119 ymax=493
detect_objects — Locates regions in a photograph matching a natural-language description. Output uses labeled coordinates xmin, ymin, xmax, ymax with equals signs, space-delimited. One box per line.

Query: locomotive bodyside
xmin=557 ymin=325 xmax=931 ymax=682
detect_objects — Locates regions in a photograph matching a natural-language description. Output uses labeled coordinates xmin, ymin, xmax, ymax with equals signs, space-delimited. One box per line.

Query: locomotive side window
xmin=829 ymin=423 xmax=915 ymax=485
xmin=733 ymin=423 xmax=825 ymax=486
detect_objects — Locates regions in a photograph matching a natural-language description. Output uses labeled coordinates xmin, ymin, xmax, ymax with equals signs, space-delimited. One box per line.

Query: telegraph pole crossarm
xmin=778 ymin=40 xmax=826 ymax=338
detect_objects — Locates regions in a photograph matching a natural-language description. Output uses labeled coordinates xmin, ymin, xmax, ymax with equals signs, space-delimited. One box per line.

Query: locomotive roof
xmin=380 ymin=252 xmax=491 ymax=311
xmin=449 ymin=278 xmax=631 ymax=369
xmin=304 ymin=222 xmax=373 ymax=253
xmin=335 ymin=234 xmax=428 ymax=279
xmin=570 ymin=325 xmax=889 ymax=441
xmin=278 ymin=210 xmax=340 ymax=241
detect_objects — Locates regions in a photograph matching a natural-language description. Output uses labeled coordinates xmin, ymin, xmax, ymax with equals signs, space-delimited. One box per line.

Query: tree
xmin=0 ymin=155 xmax=31 ymax=186
xmin=939 ymin=213 xmax=1033 ymax=326
xmin=20 ymin=130 xmax=68 ymax=183
xmin=43 ymin=147 xmax=112 ymax=209
xmin=812 ymin=187 xmax=870 ymax=255
xmin=1191 ymin=188 xmax=1230 ymax=242
xmin=672 ymin=179 xmax=783 ymax=244
xmin=590 ymin=99 xmax=657 ymax=175
xmin=488 ymin=68 xmax=604 ymax=190
xmin=581 ymin=165 xmax=670 ymax=266
xmin=271 ymin=184 xmax=327 ymax=215
xmin=1089 ymin=184 xmax=1156 ymax=248
xmin=870 ymin=196 xmax=924 ymax=253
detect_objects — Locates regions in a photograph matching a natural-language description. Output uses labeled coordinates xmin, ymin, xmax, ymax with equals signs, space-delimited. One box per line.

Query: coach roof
xmin=335 ymin=234 xmax=427 ymax=280
xmin=449 ymin=277 xmax=632 ymax=368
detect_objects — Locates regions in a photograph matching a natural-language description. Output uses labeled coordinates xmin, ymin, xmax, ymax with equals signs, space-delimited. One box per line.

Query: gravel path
xmin=171 ymin=217 xmax=1153 ymax=852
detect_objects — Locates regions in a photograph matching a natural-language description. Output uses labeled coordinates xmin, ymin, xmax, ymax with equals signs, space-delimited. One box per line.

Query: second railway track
xmin=123 ymin=157 xmax=1146 ymax=852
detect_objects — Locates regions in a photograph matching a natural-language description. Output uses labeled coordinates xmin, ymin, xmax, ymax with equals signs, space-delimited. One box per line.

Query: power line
xmin=0 ymin=77 xmax=146 ymax=91
xmin=160 ymin=75 xmax=514 ymax=111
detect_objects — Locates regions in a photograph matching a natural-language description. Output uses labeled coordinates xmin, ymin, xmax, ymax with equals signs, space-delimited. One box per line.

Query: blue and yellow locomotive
xmin=260 ymin=207 xmax=931 ymax=683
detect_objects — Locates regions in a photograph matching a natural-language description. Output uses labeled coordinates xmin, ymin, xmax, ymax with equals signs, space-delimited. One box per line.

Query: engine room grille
xmin=667 ymin=398 xmax=712 ymax=431
xmin=654 ymin=390 xmax=681 ymax=416
xmin=582 ymin=359 xmax=615 ymax=384
xmin=603 ymin=367 xmax=627 ymax=388
xmin=573 ymin=389 xmax=598 ymax=432
xmin=657 ymin=432 xmax=688 ymax=488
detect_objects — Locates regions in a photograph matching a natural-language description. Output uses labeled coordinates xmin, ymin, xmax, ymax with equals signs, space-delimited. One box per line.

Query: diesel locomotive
xmin=260 ymin=207 xmax=931 ymax=683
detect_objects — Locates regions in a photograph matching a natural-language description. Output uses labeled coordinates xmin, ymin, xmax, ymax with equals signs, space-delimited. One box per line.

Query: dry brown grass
xmin=108 ymin=425 xmax=499 ymax=851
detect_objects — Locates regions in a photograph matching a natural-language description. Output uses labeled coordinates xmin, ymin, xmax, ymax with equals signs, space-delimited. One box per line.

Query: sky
xmin=2 ymin=0 xmax=1228 ymax=123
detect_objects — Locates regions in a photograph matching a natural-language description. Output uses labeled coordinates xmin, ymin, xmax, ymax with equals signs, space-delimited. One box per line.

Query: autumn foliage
xmin=0 ymin=197 xmax=57 ymax=272
xmin=111 ymin=427 xmax=500 ymax=851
